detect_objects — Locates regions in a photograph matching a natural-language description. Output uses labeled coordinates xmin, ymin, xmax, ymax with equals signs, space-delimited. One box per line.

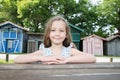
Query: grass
xmin=0 ymin=59 xmax=14 ymax=64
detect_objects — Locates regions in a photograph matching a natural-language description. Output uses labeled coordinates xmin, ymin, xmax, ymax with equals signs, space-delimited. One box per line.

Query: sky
xmin=89 ymin=0 xmax=103 ymax=6
xmin=76 ymin=0 xmax=103 ymax=6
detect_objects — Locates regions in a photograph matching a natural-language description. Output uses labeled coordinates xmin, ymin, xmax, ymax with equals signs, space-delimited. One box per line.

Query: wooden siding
xmin=27 ymin=33 xmax=44 ymax=53
xmin=0 ymin=21 xmax=28 ymax=53
xmin=69 ymin=23 xmax=83 ymax=50
xmin=27 ymin=40 xmax=42 ymax=53
xmin=0 ymin=28 xmax=23 ymax=53
xmin=82 ymin=34 xmax=105 ymax=56
xmin=107 ymin=37 xmax=120 ymax=56
xmin=27 ymin=40 xmax=36 ymax=53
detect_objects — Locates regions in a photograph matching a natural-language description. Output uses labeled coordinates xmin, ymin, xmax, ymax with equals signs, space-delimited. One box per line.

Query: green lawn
xmin=0 ymin=59 xmax=14 ymax=64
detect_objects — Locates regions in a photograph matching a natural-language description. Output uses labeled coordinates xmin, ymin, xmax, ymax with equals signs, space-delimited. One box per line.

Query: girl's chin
xmin=52 ymin=42 xmax=62 ymax=45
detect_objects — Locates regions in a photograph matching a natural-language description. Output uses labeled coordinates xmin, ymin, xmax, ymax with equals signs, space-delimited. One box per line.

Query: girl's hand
xmin=43 ymin=61 xmax=59 ymax=65
xmin=41 ymin=56 xmax=65 ymax=64
xmin=42 ymin=57 xmax=68 ymax=65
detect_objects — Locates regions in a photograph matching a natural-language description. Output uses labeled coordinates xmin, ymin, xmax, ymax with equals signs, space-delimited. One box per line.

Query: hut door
xmin=27 ymin=41 xmax=36 ymax=53
xmin=94 ymin=39 xmax=102 ymax=55
xmin=6 ymin=40 xmax=14 ymax=53
xmin=87 ymin=38 xmax=93 ymax=54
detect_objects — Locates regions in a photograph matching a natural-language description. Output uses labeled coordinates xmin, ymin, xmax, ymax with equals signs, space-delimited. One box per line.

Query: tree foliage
xmin=95 ymin=0 xmax=120 ymax=35
xmin=0 ymin=0 xmax=21 ymax=24
xmin=0 ymin=0 xmax=120 ymax=38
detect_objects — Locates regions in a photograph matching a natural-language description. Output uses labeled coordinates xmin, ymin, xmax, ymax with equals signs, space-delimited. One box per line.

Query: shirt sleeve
xmin=39 ymin=43 xmax=52 ymax=56
xmin=39 ymin=43 xmax=44 ymax=50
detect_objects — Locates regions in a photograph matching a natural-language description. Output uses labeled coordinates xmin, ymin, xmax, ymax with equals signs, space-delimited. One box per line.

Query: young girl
xmin=14 ymin=15 xmax=96 ymax=64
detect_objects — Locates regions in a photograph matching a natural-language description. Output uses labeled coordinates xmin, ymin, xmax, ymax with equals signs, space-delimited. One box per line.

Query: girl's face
xmin=50 ymin=20 xmax=66 ymax=45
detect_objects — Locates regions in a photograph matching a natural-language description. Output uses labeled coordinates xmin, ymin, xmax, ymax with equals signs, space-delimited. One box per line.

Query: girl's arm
xmin=65 ymin=48 xmax=96 ymax=64
xmin=14 ymin=50 xmax=44 ymax=64
xmin=14 ymin=50 xmax=64 ymax=64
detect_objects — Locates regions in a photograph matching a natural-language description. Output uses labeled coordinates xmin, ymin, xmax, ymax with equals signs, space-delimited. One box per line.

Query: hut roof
xmin=0 ymin=21 xmax=28 ymax=31
xmin=68 ymin=23 xmax=84 ymax=32
xmin=113 ymin=32 xmax=120 ymax=35
xmin=106 ymin=35 xmax=120 ymax=41
xmin=27 ymin=32 xmax=44 ymax=35
xmin=81 ymin=34 xmax=106 ymax=40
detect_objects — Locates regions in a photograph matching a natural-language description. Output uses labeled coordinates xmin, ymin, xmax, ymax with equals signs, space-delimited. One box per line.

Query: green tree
xmin=1 ymin=0 xmax=112 ymax=38
xmin=17 ymin=0 xmax=79 ymax=32
xmin=66 ymin=0 xmax=98 ymax=37
xmin=0 ymin=0 xmax=21 ymax=24
xmin=96 ymin=0 xmax=120 ymax=35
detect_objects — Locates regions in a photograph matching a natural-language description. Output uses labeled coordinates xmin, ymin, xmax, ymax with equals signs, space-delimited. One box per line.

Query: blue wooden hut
xmin=0 ymin=21 xmax=28 ymax=53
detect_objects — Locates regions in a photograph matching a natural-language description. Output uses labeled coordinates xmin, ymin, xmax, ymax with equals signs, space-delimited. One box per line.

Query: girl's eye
xmin=60 ymin=30 xmax=65 ymax=32
xmin=51 ymin=29 xmax=55 ymax=32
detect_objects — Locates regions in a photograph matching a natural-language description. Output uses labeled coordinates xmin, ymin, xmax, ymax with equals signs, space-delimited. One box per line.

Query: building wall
xmin=22 ymin=31 xmax=28 ymax=53
xmin=83 ymin=37 xmax=103 ymax=56
xmin=107 ymin=38 xmax=120 ymax=56
xmin=27 ymin=34 xmax=44 ymax=53
xmin=0 ymin=30 xmax=2 ymax=52
xmin=71 ymin=28 xmax=81 ymax=49
xmin=0 ymin=26 xmax=24 ymax=53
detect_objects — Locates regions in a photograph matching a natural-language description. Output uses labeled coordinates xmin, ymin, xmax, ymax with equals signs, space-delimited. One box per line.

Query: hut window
xmin=2 ymin=30 xmax=17 ymax=39
xmin=3 ymin=30 xmax=9 ymax=38
xmin=10 ymin=30 xmax=17 ymax=38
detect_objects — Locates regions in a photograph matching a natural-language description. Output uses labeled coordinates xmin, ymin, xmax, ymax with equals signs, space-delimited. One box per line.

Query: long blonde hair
xmin=43 ymin=15 xmax=72 ymax=47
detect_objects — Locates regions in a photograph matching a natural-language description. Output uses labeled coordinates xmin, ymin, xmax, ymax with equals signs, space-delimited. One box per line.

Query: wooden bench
xmin=0 ymin=63 xmax=120 ymax=80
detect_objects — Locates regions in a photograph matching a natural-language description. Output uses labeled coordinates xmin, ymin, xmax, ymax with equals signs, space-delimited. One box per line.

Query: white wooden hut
xmin=81 ymin=34 xmax=106 ymax=56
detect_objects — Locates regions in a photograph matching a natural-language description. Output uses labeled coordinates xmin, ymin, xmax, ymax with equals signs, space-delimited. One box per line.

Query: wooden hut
xmin=105 ymin=35 xmax=120 ymax=56
xmin=81 ymin=34 xmax=106 ymax=56
xmin=0 ymin=21 xmax=28 ymax=53
xmin=69 ymin=23 xmax=83 ymax=49
xmin=27 ymin=33 xmax=44 ymax=53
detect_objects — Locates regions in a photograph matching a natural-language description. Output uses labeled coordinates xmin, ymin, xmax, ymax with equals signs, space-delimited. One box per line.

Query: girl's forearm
xmin=14 ymin=55 xmax=43 ymax=64
xmin=65 ymin=54 xmax=96 ymax=64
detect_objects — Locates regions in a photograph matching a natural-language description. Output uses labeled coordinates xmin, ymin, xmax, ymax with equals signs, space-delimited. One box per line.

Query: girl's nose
xmin=56 ymin=31 xmax=60 ymax=35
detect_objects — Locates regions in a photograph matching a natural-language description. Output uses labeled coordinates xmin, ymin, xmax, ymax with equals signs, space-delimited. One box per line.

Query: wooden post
xmin=6 ymin=54 xmax=9 ymax=62
xmin=110 ymin=57 xmax=113 ymax=62
xmin=5 ymin=39 xmax=9 ymax=62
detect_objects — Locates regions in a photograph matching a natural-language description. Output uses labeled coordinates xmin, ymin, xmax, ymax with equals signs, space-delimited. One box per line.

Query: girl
xmin=14 ymin=15 xmax=96 ymax=64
